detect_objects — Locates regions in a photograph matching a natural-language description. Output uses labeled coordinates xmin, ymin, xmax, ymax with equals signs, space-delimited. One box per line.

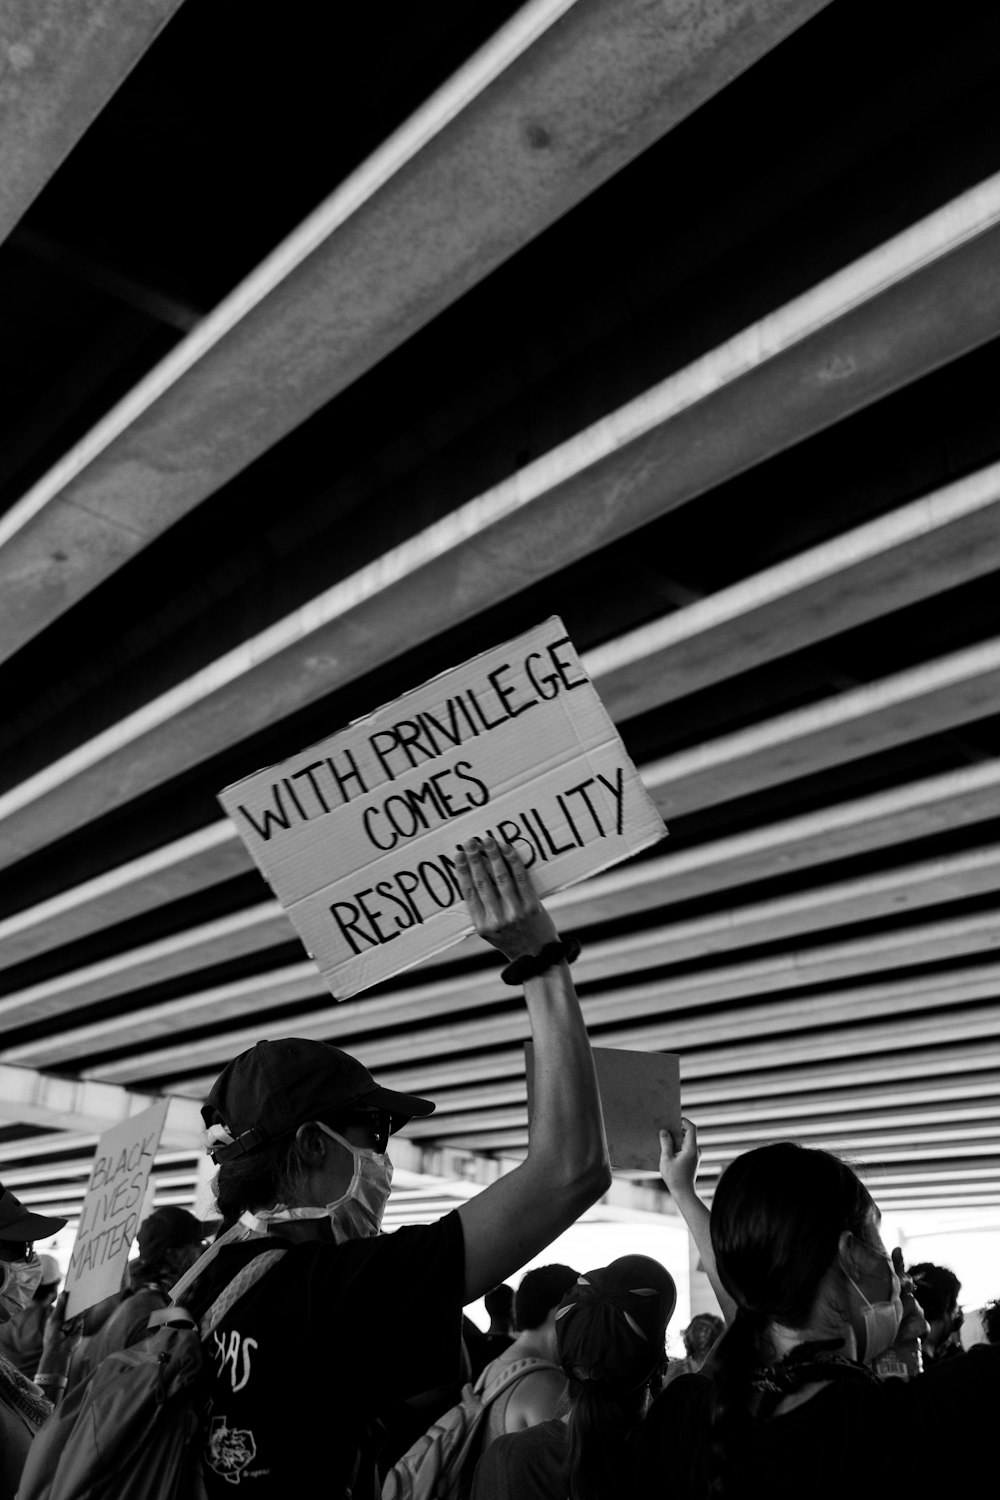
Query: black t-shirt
xmin=638 ymin=1345 xmax=1000 ymax=1499
xmin=471 ymin=1417 xmax=567 ymax=1500
xmin=186 ymin=1214 xmax=465 ymax=1498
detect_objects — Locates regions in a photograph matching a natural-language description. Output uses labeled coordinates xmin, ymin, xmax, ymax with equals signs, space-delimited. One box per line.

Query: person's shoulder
xmin=492 ymin=1418 xmax=565 ymax=1462
xmin=505 ymin=1366 xmax=565 ymax=1426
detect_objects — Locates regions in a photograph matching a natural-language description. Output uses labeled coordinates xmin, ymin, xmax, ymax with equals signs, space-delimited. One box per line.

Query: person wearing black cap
xmin=0 ymin=1186 xmax=66 ymax=1329
xmin=69 ymin=1205 xmax=206 ymax=1388
xmin=177 ymin=837 xmax=610 ymax=1499
xmin=471 ymin=1255 xmax=677 ymax=1500
xmin=0 ymin=1185 xmax=66 ymax=1500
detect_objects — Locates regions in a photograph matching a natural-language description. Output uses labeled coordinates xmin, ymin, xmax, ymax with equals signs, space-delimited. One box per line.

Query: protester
xmin=172 ymin=836 xmax=610 ymax=1498
xmin=984 ymin=1299 xmax=1000 ymax=1344
xmin=472 ymin=1255 xmax=676 ymax=1499
xmin=477 ymin=1285 xmax=516 ymax=1363
xmin=907 ymin=1261 xmax=963 ymax=1365
xmin=0 ymin=1255 xmax=60 ymax=1377
xmin=639 ymin=1134 xmax=1000 ymax=1497
xmin=67 ymin=1204 xmax=205 ymax=1390
xmin=478 ymin=1264 xmax=579 ymax=1448
xmin=0 ymin=1188 xmax=66 ymax=1500
xmin=663 ymin=1312 xmax=725 ymax=1388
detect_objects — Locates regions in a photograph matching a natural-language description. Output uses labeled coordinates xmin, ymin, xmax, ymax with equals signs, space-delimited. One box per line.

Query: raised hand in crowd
xmin=659 ymin=1117 xmax=736 ymax=1324
xmin=452 ymin=837 xmax=611 ymax=1301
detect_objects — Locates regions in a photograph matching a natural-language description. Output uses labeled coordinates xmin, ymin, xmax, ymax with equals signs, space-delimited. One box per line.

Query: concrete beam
xmin=0 ymin=1151 xmax=199 ymax=1188
xmin=0 ymin=1 xmax=186 ymax=248
xmin=0 ymin=820 xmax=249 ymax=973
xmin=7 ymin=748 xmax=999 ymax=977
xmin=390 ymin=1069 xmax=1000 ymax=1125
xmin=0 ymin=0 xmax=831 ymax=667
xmin=403 ymin=1096 xmax=1000 ymax=1147
xmin=3 ymin=159 xmax=1000 ymax=869
xmin=0 ymin=1062 xmax=201 ymax=1147
xmin=0 ymin=1132 xmax=99 ymax=1165
xmin=645 ymin=636 xmax=1000 ymax=819
xmin=358 ymin=1000 xmax=1000 ymax=1100
xmin=83 ymin=912 xmax=1000 ymax=1083
xmin=591 ymin=460 xmax=1000 ymax=721
xmin=12 ymin=839 xmax=1000 ymax=1063
xmin=171 ymin=1044 xmax=1000 ymax=1115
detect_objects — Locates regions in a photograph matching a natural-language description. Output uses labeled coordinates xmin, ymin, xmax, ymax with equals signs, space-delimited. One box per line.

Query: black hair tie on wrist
xmin=500 ymin=936 xmax=581 ymax=985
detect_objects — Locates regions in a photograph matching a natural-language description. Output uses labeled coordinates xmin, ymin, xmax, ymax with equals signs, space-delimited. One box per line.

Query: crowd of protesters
xmin=2 ymin=836 xmax=1000 ymax=1498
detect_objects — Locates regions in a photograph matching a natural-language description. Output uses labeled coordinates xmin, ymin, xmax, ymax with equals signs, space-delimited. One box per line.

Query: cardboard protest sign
xmin=64 ymin=1098 xmax=170 ymax=1318
xmin=526 ymin=1044 xmax=681 ymax=1173
xmin=219 ymin=617 xmax=666 ymax=997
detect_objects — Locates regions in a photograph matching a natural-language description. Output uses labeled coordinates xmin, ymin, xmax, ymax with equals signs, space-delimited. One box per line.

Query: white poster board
xmin=64 ymin=1098 xmax=170 ymax=1318
xmin=219 ymin=617 xmax=666 ymax=997
xmin=527 ymin=1044 xmax=681 ymax=1173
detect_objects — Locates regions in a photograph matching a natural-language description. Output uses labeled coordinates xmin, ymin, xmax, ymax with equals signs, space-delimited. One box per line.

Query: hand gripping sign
xmin=218 ymin=617 xmax=667 ymax=997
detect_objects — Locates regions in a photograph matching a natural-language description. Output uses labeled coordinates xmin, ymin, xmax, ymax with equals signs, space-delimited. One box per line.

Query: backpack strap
xmin=200 ymin=1248 xmax=287 ymax=1339
xmin=146 ymin=1246 xmax=286 ymax=1340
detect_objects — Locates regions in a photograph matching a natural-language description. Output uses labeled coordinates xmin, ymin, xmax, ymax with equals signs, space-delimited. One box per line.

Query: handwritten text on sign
xmin=219 ymin=618 xmax=666 ymax=996
xmin=64 ymin=1098 xmax=169 ymax=1318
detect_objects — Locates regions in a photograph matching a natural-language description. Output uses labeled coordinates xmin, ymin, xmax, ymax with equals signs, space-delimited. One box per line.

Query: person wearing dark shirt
xmin=473 ymin=1255 xmax=676 ymax=1500
xmin=175 ymin=837 xmax=611 ymax=1499
xmin=907 ymin=1261 xmax=963 ymax=1367
xmin=638 ymin=1135 xmax=1000 ymax=1499
xmin=71 ymin=1206 xmax=205 ymax=1388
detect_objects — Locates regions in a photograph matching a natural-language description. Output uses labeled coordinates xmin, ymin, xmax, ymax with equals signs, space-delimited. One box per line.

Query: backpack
xmin=381 ymin=1357 xmax=562 ymax=1500
xmin=17 ymin=1247 xmax=285 ymax=1500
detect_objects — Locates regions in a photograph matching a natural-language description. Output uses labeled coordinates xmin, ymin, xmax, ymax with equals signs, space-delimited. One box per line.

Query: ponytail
xmin=704 ymin=1308 xmax=762 ymax=1498
xmin=563 ymin=1379 xmax=647 ymax=1500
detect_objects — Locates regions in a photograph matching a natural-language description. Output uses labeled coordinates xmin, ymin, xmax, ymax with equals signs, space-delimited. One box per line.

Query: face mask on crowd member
xmin=841 ymin=1249 xmax=903 ymax=1362
xmin=710 ymin=1142 xmax=910 ymax=1373
xmin=247 ymin=1120 xmax=394 ymax=1244
xmin=0 ymin=1183 xmax=67 ymax=1322
xmin=0 ymin=1252 xmax=43 ymax=1320
xmin=200 ymin=1038 xmax=434 ymax=1249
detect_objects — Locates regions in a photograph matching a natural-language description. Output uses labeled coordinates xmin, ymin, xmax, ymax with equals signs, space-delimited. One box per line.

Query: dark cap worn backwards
xmin=202 ymin=1038 xmax=436 ymax=1162
xmin=554 ymin=1254 xmax=677 ymax=1392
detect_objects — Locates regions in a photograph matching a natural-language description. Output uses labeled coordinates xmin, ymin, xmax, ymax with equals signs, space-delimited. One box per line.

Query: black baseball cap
xmin=137 ymin=1206 xmax=205 ymax=1265
xmin=0 ymin=1184 xmax=66 ymax=1242
xmin=555 ymin=1255 xmax=677 ymax=1391
xmin=202 ymin=1038 xmax=435 ymax=1162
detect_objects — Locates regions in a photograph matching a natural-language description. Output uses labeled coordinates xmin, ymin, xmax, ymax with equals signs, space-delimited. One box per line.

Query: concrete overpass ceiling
xmin=2 ymin=0 xmax=1000 ymax=1222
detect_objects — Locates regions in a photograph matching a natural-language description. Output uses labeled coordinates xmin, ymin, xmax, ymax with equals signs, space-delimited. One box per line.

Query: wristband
xmin=34 ymin=1373 xmax=68 ymax=1389
xmin=500 ymin=937 xmax=581 ymax=985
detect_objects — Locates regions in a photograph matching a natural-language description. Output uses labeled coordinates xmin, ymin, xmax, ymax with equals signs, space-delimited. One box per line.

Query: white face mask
xmin=246 ymin=1123 xmax=393 ymax=1245
xmin=844 ymin=1253 xmax=903 ymax=1362
xmin=0 ymin=1252 xmax=42 ymax=1323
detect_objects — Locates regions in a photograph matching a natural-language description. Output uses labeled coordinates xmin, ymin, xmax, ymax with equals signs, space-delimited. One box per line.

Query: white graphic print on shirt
xmin=212 ymin=1326 xmax=257 ymax=1393
xmin=205 ymin=1414 xmax=259 ymax=1485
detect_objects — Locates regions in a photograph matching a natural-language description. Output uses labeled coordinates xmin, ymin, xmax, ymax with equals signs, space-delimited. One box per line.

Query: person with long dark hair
xmin=640 ymin=1129 xmax=1000 ymax=1498
xmin=472 ymin=1255 xmax=676 ymax=1500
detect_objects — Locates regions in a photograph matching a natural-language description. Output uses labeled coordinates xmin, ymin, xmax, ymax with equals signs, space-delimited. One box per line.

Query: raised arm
xmin=453 ymin=837 xmax=611 ymax=1303
xmin=659 ymin=1118 xmax=737 ymax=1325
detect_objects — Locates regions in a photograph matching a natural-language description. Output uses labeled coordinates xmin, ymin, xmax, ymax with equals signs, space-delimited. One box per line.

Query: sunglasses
xmin=331 ymin=1108 xmax=392 ymax=1154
